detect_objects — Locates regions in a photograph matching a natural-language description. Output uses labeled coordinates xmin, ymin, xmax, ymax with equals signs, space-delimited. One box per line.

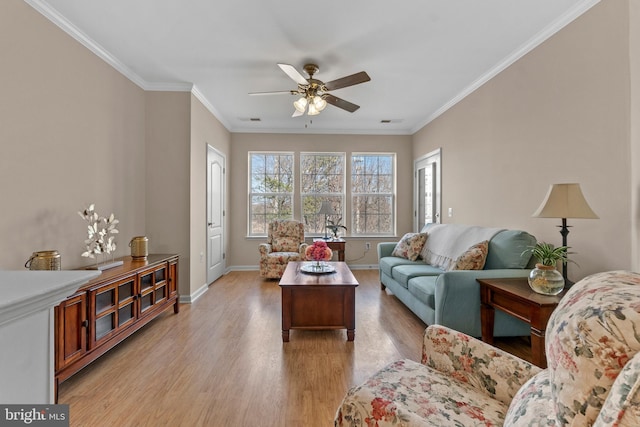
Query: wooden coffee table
xmin=279 ymin=261 xmax=359 ymax=342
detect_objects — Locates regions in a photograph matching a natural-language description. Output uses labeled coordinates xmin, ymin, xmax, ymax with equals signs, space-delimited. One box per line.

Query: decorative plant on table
xmin=326 ymin=217 xmax=347 ymax=240
xmin=78 ymin=204 xmax=121 ymax=270
xmin=305 ymin=240 xmax=333 ymax=269
xmin=523 ymin=242 xmax=574 ymax=295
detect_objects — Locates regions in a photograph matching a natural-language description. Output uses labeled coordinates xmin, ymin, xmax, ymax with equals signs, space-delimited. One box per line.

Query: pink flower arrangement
xmin=305 ymin=240 xmax=333 ymax=261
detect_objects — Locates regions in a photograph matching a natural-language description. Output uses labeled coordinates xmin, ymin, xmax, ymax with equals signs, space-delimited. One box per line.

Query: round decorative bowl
xmin=528 ymin=263 xmax=565 ymax=295
xmin=301 ymin=261 xmax=335 ymax=274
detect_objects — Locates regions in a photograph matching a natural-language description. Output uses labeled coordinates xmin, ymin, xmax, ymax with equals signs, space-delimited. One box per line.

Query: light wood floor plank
xmin=58 ymin=269 xmax=529 ymax=426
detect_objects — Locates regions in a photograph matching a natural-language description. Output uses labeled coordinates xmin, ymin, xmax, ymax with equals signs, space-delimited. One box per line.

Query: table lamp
xmin=317 ymin=201 xmax=335 ymax=240
xmin=532 ymin=183 xmax=598 ymax=284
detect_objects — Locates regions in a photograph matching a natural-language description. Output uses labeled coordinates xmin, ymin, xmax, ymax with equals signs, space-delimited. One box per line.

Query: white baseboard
xmin=228 ymin=265 xmax=260 ymax=271
xmin=179 ymin=282 xmax=208 ymax=304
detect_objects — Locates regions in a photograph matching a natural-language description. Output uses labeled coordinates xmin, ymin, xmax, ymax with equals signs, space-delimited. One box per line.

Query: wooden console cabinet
xmin=54 ymin=254 xmax=179 ymax=399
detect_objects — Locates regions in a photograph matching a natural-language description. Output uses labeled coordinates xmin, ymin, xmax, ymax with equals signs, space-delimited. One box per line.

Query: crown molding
xmin=25 ymin=0 xmax=232 ymax=131
xmin=229 ymin=126 xmax=412 ymax=136
xmin=191 ymin=86 xmax=232 ymax=131
xmin=25 ymin=0 xmax=150 ymax=89
xmin=411 ymin=0 xmax=601 ymax=134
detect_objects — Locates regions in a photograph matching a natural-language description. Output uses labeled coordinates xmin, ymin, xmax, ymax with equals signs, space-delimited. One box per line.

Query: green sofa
xmin=378 ymin=225 xmax=537 ymax=337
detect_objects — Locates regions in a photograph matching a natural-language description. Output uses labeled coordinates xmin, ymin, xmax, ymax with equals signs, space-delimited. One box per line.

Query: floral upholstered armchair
xmin=335 ymin=270 xmax=640 ymax=426
xmin=259 ymin=220 xmax=308 ymax=279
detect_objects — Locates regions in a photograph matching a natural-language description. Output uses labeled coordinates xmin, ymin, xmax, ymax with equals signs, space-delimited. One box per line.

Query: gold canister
xmin=129 ymin=236 xmax=148 ymax=260
xmin=25 ymin=250 xmax=61 ymax=270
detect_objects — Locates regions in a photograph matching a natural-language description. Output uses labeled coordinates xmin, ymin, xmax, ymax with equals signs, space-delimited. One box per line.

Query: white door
xmin=414 ymin=149 xmax=441 ymax=231
xmin=207 ymin=145 xmax=225 ymax=284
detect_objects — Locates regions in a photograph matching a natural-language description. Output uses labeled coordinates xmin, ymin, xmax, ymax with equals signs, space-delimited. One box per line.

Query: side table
xmin=316 ymin=239 xmax=346 ymax=261
xmin=477 ymin=277 xmax=565 ymax=368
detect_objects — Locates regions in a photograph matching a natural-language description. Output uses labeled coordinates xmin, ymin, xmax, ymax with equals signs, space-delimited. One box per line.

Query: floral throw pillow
xmin=392 ymin=233 xmax=428 ymax=261
xmin=449 ymin=240 xmax=489 ymax=271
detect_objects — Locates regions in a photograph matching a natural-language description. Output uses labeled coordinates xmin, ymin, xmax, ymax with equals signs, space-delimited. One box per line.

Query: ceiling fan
xmin=249 ymin=63 xmax=371 ymax=117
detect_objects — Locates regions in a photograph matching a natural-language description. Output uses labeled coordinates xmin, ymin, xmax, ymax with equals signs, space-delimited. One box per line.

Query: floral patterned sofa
xmin=259 ymin=220 xmax=308 ymax=279
xmin=335 ymin=270 xmax=640 ymax=426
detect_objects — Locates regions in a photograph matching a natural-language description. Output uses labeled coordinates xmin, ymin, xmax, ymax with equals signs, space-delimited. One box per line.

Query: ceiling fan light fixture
xmin=307 ymin=102 xmax=320 ymax=115
xmin=293 ymin=97 xmax=307 ymax=113
xmin=313 ymin=96 xmax=327 ymax=111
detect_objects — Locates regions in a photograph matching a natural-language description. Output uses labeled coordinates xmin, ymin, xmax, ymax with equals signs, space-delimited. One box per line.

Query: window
xmin=300 ymin=153 xmax=345 ymax=235
xmin=415 ymin=149 xmax=441 ymax=230
xmin=248 ymin=152 xmax=294 ymax=235
xmin=351 ymin=153 xmax=395 ymax=235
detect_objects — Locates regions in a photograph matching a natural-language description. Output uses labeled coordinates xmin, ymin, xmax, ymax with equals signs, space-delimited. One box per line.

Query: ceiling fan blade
xmin=249 ymin=90 xmax=296 ymax=96
xmin=278 ymin=63 xmax=309 ymax=86
xmin=324 ymin=94 xmax=360 ymax=113
xmin=292 ymin=109 xmax=304 ymax=117
xmin=324 ymin=71 xmax=371 ymax=91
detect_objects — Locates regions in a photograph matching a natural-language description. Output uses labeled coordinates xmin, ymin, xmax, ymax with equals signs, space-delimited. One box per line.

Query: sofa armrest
xmin=434 ymin=269 xmax=531 ymax=336
xmin=377 ymin=242 xmax=397 ymax=259
xmin=299 ymin=243 xmax=309 ymax=259
xmin=594 ymin=351 xmax=640 ymax=427
xmin=259 ymin=243 xmax=272 ymax=257
xmin=422 ymin=325 xmax=541 ymax=405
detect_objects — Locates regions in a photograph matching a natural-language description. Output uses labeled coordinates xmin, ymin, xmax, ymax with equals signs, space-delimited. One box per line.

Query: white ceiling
xmin=28 ymin=0 xmax=598 ymax=135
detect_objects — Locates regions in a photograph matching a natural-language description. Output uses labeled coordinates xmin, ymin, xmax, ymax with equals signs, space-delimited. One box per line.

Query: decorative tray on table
xmin=300 ymin=262 xmax=335 ymax=274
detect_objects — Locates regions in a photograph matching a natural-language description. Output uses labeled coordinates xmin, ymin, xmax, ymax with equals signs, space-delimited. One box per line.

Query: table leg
xmin=281 ymin=288 xmax=291 ymax=343
xmin=480 ymin=303 xmax=495 ymax=345
xmin=531 ymin=327 xmax=546 ymax=368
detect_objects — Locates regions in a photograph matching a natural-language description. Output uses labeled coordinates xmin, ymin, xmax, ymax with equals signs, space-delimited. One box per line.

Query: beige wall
xmin=413 ymin=0 xmax=631 ymax=281
xmin=631 ymin=0 xmax=640 ymax=270
xmin=145 ymin=92 xmax=191 ymax=292
xmin=0 ymin=2 xmax=230 ymax=301
xmin=0 ymin=0 xmax=146 ymax=270
xmin=228 ymin=133 xmax=413 ymax=268
xmin=190 ymin=96 xmax=231 ymax=291
xmin=3 ymin=0 xmax=637 ymax=291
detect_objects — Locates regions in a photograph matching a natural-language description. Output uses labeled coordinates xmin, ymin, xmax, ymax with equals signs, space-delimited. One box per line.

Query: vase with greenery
xmin=524 ymin=242 xmax=571 ymax=295
xmin=326 ymin=217 xmax=347 ymax=240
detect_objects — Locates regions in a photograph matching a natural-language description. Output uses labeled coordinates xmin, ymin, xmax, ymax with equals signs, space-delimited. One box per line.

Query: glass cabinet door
xmin=138 ymin=264 xmax=168 ymax=317
xmin=89 ymin=276 xmax=137 ymax=348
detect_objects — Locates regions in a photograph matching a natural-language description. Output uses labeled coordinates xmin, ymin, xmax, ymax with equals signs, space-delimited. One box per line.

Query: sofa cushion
xmin=335 ymin=359 xmax=508 ymax=427
xmin=391 ymin=232 xmax=427 ymax=261
xmin=449 ymin=240 xmax=489 ymax=271
xmin=378 ymin=256 xmax=424 ymax=278
xmin=407 ymin=276 xmax=437 ymax=309
xmin=484 ymin=230 xmax=536 ymax=269
xmin=392 ymin=264 xmax=442 ymax=287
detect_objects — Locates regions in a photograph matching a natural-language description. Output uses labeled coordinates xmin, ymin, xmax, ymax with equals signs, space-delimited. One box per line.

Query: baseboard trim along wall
xmin=179 ymin=283 xmax=208 ymax=304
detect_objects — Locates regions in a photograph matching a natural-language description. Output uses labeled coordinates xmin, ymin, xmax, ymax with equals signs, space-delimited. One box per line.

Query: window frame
xmin=350 ymin=152 xmax=396 ymax=237
xmin=247 ymin=151 xmax=295 ymax=236
xmin=299 ymin=152 xmax=346 ymax=237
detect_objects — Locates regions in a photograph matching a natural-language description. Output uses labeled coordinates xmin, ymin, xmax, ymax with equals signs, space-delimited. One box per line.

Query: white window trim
xmin=351 ymin=152 xmax=396 ymax=237
xmin=300 ymin=152 xmax=346 ymax=237
xmin=247 ymin=151 xmax=295 ymax=236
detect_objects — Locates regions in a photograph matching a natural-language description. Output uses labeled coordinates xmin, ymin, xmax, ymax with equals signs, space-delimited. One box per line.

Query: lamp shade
xmin=532 ymin=183 xmax=598 ymax=219
xmin=293 ymin=97 xmax=308 ymax=113
xmin=313 ymin=96 xmax=327 ymax=111
xmin=316 ymin=201 xmax=335 ymax=216
xmin=307 ymin=102 xmax=320 ymax=116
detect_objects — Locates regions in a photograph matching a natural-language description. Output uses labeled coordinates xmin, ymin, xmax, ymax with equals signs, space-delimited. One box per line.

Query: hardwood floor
xmin=58 ymin=269 xmax=530 ymax=427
